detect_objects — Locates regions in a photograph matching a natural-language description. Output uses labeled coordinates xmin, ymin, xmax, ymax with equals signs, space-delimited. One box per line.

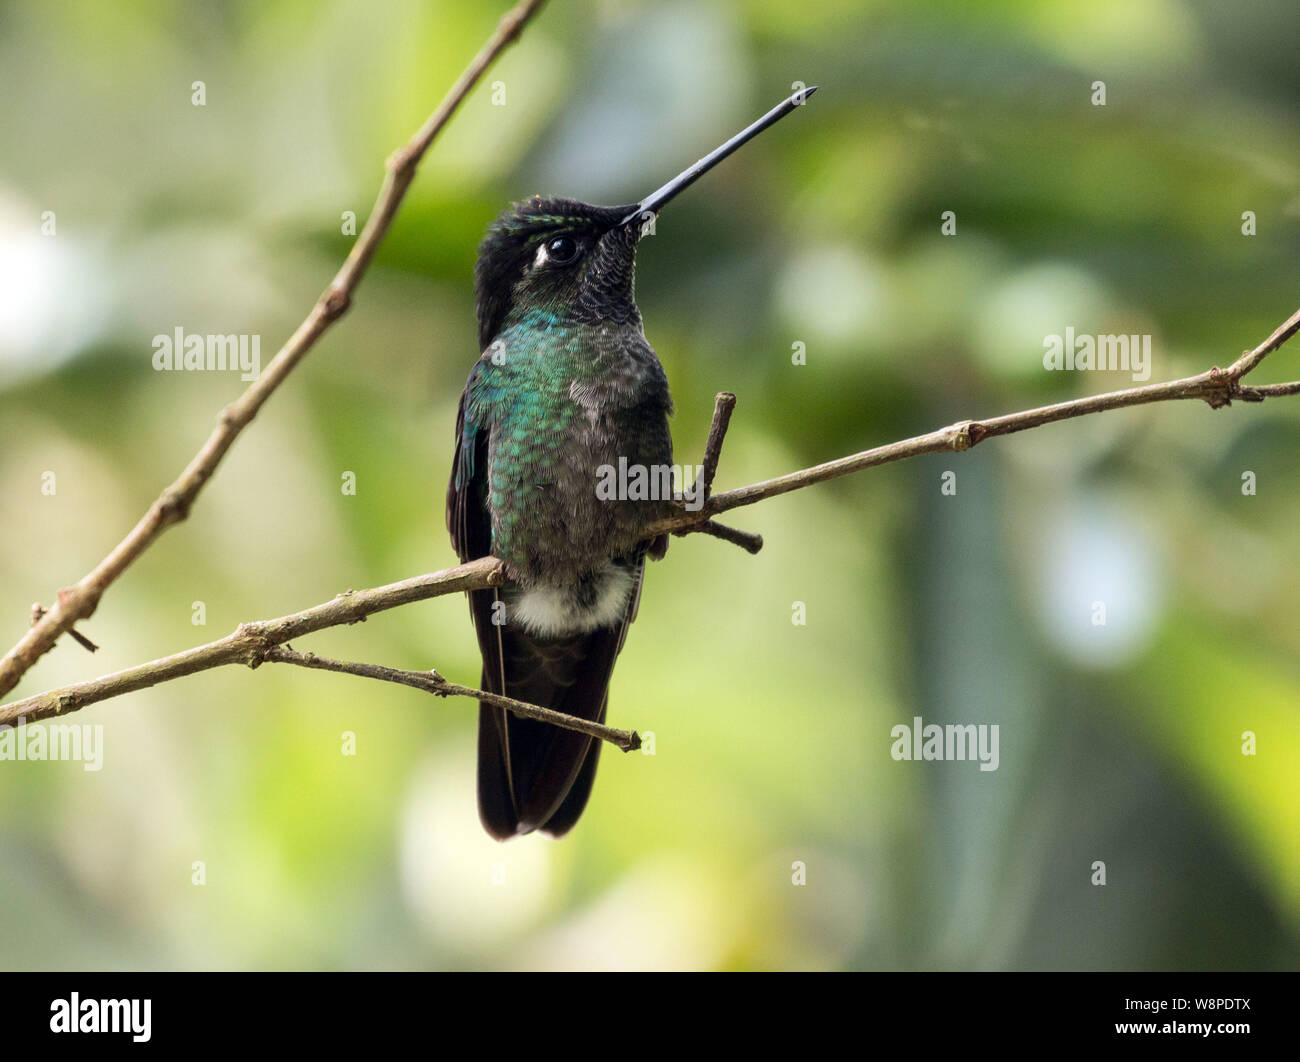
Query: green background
xmin=1 ymin=0 xmax=1297 ymax=970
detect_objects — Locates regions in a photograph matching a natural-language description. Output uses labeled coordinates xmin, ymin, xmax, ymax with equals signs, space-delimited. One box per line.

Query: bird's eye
xmin=545 ymin=235 xmax=579 ymax=265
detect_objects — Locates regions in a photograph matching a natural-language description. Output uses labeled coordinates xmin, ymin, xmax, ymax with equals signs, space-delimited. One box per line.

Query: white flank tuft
xmin=511 ymin=564 xmax=636 ymax=638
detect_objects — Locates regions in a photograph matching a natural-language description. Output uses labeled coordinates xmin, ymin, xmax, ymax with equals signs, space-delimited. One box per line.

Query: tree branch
xmin=0 ymin=558 xmax=504 ymax=727
xmin=0 ymin=0 xmax=549 ymax=700
xmin=679 ymin=391 xmax=763 ymax=554
xmin=6 ymin=302 xmax=1300 ymax=737
xmin=699 ymin=390 xmax=737 ymax=496
xmin=0 ymin=562 xmax=636 ymax=750
xmin=263 ymin=647 xmax=640 ymax=751
xmin=643 ymin=305 xmax=1300 ymax=537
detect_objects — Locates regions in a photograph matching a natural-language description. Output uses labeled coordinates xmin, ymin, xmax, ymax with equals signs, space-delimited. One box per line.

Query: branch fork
xmin=671 ymin=392 xmax=764 ymax=556
xmin=6 ymin=0 xmax=1300 ymax=758
xmin=0 ymin=0 xmax=551 ymax=701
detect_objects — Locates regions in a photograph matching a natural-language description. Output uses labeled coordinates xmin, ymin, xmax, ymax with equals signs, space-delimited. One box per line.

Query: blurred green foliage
xmin=1 ymin=0 xmax=1297 ymax=970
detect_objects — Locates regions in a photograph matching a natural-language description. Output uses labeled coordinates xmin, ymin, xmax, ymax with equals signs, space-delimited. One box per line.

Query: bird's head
xmin=474 ymin=197 xmax=645 ymax=349
xmin=473 ymin=86 xmax=818 ymax=350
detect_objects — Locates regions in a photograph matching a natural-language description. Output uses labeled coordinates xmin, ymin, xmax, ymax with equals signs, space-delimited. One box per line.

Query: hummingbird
xmin=447 ymin=87 xmax=817 ymax=839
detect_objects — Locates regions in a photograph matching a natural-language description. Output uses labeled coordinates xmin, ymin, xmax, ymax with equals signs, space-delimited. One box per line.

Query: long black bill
xmin=621 ymin=86 xmax=818 ymax=226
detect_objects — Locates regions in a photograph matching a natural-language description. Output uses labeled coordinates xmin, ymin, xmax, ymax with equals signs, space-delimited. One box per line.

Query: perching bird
xmin=447 ymin=87 xmax=817 ymax=839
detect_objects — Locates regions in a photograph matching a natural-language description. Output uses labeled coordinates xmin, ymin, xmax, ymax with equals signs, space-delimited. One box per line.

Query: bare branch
xmin=699 ymin=391 xmax=737 ymax=498
xmin=645 ymin=305 xmax=1300 ymax=538
xmin=0 ymin=558 xmax=504 ymax=727
xmin=694 ymin=520 xmax=764 ymax=555
xmin=264 ymin=647 xmax=640 ymax=751
xmin=30 ymin=604 xmax=97 ymax=654
xmin=0 ymin=558 xmax=635 ymax=750
xmin=0 ymin=0 xmax=550 ymax=700
xmin=4 ymin=280 xmax=1300 ymax=741
xmin=0 ymin=556 xmax=504 ymax=727
xmin=679 ymin=390 xmax=762 ymax=553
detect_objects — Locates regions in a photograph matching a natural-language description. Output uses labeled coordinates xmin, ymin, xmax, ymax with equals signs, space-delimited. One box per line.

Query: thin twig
xmin=264 ymin=647 xmax=640 ymax=751
xmin=699 ymin=391 xmax=737 ymax=498
xmin=696 ymin=520 xmax=764 ymax=554
xmin=31 ymin=605 xmax=96 ymax=654
xmin=0 ymin=558 xmax=504 ymax=727
xmin=5 ymin=305 xmax=1300 ymax=732
xmin=0 ymin=0 xmax=549 ymax=700
xmin=644 ymin=309 xmax=1300 ymax=538
xmin=679 ymin=391 xmax=760 ymax=552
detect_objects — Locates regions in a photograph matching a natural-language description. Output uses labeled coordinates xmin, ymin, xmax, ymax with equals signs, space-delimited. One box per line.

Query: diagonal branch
xmin=0 ymin=0 xmax=550 ymax=700
xmin=264 ymin=647 xmax=640 ymax=751
xmin=0 ymin=558 xmax=504 ymax=727
xmin=645 ymin=305 xmax=1300 ymax=537
xmin=4 ymin=303 xmax=1300 ymax=737
xmin=0 ymin=561 xmax=635 ymax=750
